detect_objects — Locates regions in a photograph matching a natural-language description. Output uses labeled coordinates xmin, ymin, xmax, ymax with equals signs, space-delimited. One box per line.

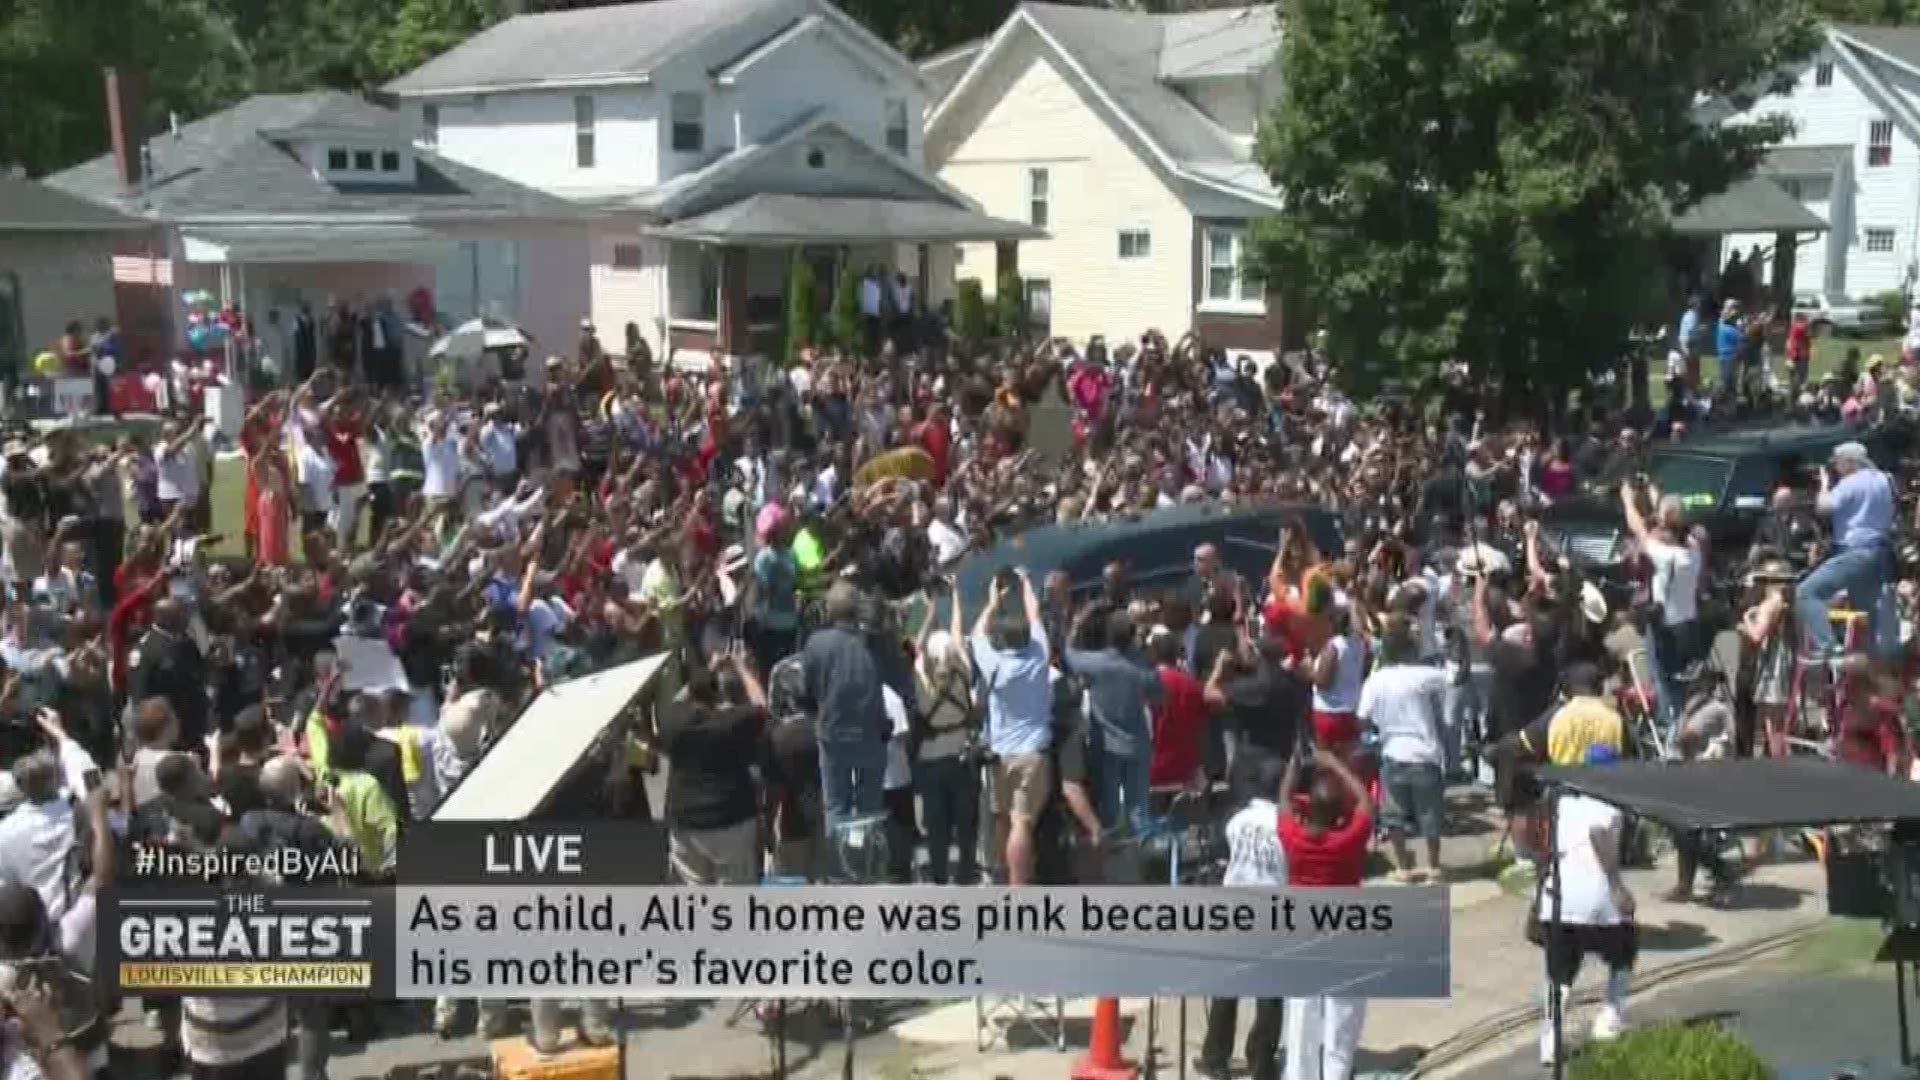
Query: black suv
xmin=1538 ymin=421 xmax=1911 ymax=587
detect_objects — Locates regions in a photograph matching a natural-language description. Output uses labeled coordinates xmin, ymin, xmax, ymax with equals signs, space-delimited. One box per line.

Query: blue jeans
xmin=1445 ymin=666 xmax=1493 ymax=779
xmin=819 ymin=736 xmax=887 ymax=830
xmin=1096 ymin=746 xmax=1153 ymax=836
xmin=1644 ymin=619 xmax=1701 ymax=728
xmin=1796 ymin=545 xmax=1895 ymax=658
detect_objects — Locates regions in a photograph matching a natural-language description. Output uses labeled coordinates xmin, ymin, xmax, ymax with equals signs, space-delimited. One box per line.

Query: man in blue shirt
xmin=1715 ymin=299 xmax=1744 ymax=398
xmin=1797 ymin=441 xmax=1897 ymax=657
xmin=1064 ymin=608 xmax=1162 ymax=836
xmin=968 ymin=567 xmax=1052 ymax=885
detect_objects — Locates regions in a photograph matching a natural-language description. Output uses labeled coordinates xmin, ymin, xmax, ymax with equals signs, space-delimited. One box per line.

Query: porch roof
xmin=179 ymin=223 xmax=457 ymax=264
xmin=647 ymin=193 xmax=1045 ymax=245
xmin=1668 ymin=175 xmax=1827 ymax=236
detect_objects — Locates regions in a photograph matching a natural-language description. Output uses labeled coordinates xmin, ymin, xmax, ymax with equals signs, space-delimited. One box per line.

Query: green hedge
xmin=1569 ymin=1022 xmax=1771 ymax=1080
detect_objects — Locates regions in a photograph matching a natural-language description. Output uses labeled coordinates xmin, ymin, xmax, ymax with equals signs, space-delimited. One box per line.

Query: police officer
xmin=127 ymin=598 xmax=208 ymax=752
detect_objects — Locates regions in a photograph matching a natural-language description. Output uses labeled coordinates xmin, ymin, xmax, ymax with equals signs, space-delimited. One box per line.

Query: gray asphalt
xmin=1451 ymin=957 xmax=1909 ymax=1080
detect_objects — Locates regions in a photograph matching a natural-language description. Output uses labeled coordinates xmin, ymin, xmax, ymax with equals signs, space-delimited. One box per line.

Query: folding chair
xmin=973 ymin=765 xmax=1066 ymax=1052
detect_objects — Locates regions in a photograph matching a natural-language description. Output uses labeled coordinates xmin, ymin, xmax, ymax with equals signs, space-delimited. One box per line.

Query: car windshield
xmin=1647 ymin=452 xmax=1732 ymax=511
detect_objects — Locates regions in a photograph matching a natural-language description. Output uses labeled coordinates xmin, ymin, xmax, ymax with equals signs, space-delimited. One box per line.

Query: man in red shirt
xmin=1277 ymin=750 xmax=1371 ymax=1080
xmin=914 ymin=401 xmax=952 ymax=485
xmin=1786 ymin=311 xmax=1812 ymax=401
xmin=1148 ymin=631 xmax=1207 ymax=789
xmin=324 ymin=401 xmax=366 ymax=553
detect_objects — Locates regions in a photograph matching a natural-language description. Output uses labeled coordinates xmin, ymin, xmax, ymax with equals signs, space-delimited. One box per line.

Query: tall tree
xmin=1253 ymin=0 xmax=1820 ymax=398
xmin=1809 ymin=0 xmax=1920 ymax=23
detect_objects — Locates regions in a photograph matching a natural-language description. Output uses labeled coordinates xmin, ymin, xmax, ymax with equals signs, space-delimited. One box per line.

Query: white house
xmin=387 ymin=0 xmax=1041 ymax=362
xmin=1715 ymin=24 xmax=1920 ymax=302
xmin=923 ymin=3 xmax=1287 ymax=354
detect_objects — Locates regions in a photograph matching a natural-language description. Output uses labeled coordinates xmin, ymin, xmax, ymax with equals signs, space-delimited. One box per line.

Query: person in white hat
xmin=1798 ymin=440 xmax=1896 ymax=657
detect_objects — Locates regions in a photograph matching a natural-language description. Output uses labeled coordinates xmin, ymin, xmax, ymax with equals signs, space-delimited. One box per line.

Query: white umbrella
xmin=429 ymin=318 xmax=528 ymax=359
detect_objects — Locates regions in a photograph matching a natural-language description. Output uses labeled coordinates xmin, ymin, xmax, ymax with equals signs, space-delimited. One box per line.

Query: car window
xmin=1648 ymin=452 xmax=1732 ymax=511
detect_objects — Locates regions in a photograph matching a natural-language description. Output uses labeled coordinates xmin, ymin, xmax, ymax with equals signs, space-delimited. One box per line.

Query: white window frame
xmin=884 ymin=98 xmax=909 ymax=154
xmin=1869 ymin=119 xmax=1893 ymax=167
xmin=671 ymin=92 xmax=705 ymax=154
xmin=1866 ymin=228 xmax=1896 ymax=253
xmin=574 ymin=95 xmax=596 ymax=168
xmin=1815 ymin=60 xmax=1834 ymax=87
xmin=1200 ymin=225 xmax=1264 ymax=314
xmin=1117 ymin=227 xmax=1151 ymax=260
xmin=421 ymin=103 xmax=439 ymax=148
xmin=1028 ymin=168 xmax=1049 ymax=228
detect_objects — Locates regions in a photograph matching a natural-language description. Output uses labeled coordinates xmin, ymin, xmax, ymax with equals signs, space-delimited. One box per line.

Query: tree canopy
xmin=1252 ymin=0 xmax=1821 ymax=397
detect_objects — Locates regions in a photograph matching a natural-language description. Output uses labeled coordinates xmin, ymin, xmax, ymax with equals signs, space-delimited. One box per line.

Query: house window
xmin=697 ymin=250 xmax=720 ymax=321
xmin=379 ymin=150 xmax=400 ymax=173
xmin=421 ymin=103 xmax=439 ymax=148
xmin=1028 ymin=168 xmax=1049 ymax=228
xmin=326 ymin=148 xmax=348 ymax=170
xmin=353 ymin=149 xmax=374 ymax=171
xmin=885 ymin=98 xmax=909 ymax=154
xmin=1779 ymin=178 xmax=1803 ymax=200
xmin=612 ymin=243 xmax=643 ymax=270
xmin=1024 ymin=278 xmax=1052 ymax=333
xmin=1205 ymin=226 xmax=1261 ymax=306
xmin=1867 ymin=228 xmax=1896 ymax=253
xmin=573 ymin=95 xmax=596 ymax=168
xmin=1118 ymin=228 xmax=1151 ymax=260
xmin=671 ymin=93 xmax=704 ymax=153
xmin=1816 ymin=60 xmax=1834 ymax=86
xmin=1869 ymin=119 xmax=1893 ymax=167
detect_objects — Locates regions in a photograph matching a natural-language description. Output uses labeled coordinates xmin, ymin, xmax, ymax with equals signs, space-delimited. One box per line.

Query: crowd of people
xmin=0 ymin=290 xmax=1912 ymax=1080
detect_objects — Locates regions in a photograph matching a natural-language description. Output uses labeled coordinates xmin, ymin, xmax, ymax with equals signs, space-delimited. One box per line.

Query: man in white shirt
xmin=478 ymin=406 xmax=519 ymax=491
xmin=419 ymin=413 xmax=463 ymax=507
xmin=1621 ymin=484 xmax=1703 ymax=725
xmin=1196 ymin=754 xmax=1287 ymax=1080
xmin=1539 ymin=745 xmax=1637 ymax=1066
xmin=153 ymin=419 xmax=203 ymax=519
xmin=1358 ymin=619 xmax=1449 ymax=881
xmin=926 ymin=496 xmax=967 ymax=568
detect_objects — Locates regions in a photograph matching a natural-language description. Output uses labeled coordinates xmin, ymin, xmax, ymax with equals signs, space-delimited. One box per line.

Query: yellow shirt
xmin=1546 ymin=696 xmax=1625 ymax=766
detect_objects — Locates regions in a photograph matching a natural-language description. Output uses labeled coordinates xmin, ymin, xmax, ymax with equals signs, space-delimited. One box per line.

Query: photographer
xmin=912 ymin=589 xmax=981 ymax=886
xmin=967 ymin=567 xmax=1051 ymax=885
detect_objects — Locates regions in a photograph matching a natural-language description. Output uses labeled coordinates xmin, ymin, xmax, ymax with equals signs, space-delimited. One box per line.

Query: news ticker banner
xmin=101 ymin=824 xmax=1449 ymax=999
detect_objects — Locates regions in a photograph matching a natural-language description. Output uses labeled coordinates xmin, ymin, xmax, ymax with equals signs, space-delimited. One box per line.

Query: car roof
xmin=1656 ymin=421 xmax=1867 ymax=460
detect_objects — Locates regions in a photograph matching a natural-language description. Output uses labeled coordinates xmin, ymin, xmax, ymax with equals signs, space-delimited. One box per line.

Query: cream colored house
xmin=925 ymin=3 xmax=1286 ymax=356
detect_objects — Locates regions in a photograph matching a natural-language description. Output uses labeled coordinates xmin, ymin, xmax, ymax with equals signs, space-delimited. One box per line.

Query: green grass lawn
xmin=209 ymin=453 xmax=247 ymax=558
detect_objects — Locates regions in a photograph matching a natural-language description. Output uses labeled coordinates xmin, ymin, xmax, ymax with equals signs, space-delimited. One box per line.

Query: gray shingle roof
xmin=40 ymin=91 xmax=584 ymax=224
xmin=1670 ymin=176 xmax=1828 ymax=236
xmin=0 ymin=175 xmax=146 ymax=231
xmin=1762 ymin=144 xmax=1850 ymax=177
xmin=1019 ymin=3 xmax=1273 ymax=179
xmin=920 ymin=39 xmax=985 ymax=108
xmin=386 ymin=0 xmax=806 ymax=94
xmin=1835 ymin=23 xmax=1920 ymax=72
xmin=653 ymin=193 xmax=1044 ymax=244
xmin=1158 ymin=6 xmax=1282 ymax=80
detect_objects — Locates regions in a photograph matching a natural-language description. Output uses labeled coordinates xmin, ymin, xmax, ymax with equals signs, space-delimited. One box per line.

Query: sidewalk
xmin=886 ymin=857 xmax=1830 ymax=1080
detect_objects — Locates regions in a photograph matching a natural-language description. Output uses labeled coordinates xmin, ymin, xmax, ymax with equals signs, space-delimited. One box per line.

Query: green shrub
xmin=993 ymin=268 xmax=1024 ymax=338
xmin=831 ymin=260 xmax=863 ymax=357
xmin=1873 ymin=289 xmax=1908 ymax=333
xmin=782 ymin=251 xmax=817 ymax=365
xmin=955 ymin=279 xmax=988 ymax=345
xmin=1569 ymin=1021 xmax=1772 ymax=1080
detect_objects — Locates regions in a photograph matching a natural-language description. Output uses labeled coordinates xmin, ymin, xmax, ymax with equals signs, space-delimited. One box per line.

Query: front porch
xmin=651 ymin=193 xmax=1041 ymax=364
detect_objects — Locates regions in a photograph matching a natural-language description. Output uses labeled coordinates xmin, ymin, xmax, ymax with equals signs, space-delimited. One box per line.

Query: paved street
xmin=1448 ymin=947 xmax=1904 ymax=1080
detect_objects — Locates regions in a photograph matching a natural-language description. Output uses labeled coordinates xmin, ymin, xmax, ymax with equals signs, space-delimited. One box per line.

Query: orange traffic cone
xmin=1070 ymin=998 xmax=1138 ymax=1080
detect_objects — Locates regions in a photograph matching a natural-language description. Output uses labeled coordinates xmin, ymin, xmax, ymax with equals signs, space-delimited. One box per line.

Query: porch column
xmin=1772 ymin=230 xmax=1798 ymax=309
xmin=717 ymin=244 xmax=750 ymax=364
xmin=994 ymin=240 xmax=1018 ymax=282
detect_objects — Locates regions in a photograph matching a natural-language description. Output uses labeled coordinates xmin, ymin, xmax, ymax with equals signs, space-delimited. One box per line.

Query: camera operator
xmin=799 ymin=581 xmax=888 ymax=830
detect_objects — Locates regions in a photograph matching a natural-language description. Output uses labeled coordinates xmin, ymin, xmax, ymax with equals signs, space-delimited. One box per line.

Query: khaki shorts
xmin=991 ymin=753 xmax=1051 ymax=823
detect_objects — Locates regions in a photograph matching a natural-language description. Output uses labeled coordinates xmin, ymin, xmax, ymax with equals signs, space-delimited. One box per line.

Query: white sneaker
xmin=1590 ymin=1006 xmax=1626 ymax=1041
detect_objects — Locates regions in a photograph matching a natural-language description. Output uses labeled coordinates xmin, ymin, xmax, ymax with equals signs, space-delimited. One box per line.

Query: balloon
xmin=187 ymin=326 xmax=210 ymax=352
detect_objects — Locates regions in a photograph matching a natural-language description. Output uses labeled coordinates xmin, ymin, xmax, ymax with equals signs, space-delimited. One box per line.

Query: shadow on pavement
xmin=1639 ymin=920 xmax=1719 ymax=952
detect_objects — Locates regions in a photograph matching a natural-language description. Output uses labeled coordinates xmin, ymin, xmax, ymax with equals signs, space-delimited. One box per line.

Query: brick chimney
xmin=105 ymin=68 xmax=146 ymax=192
